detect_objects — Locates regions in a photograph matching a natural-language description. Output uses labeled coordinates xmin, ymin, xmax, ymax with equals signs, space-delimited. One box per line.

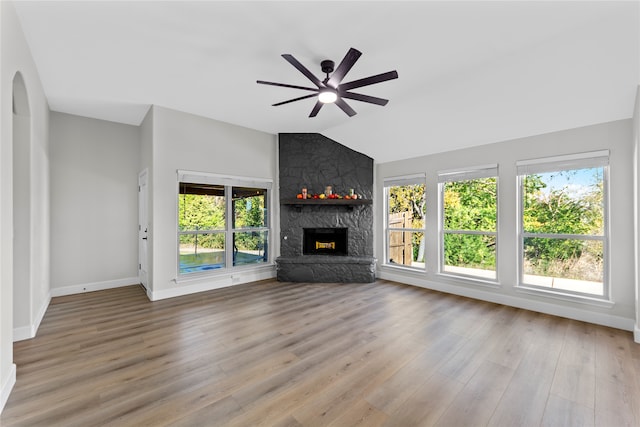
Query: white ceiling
xmin=13 ymin=1 xmax=640 ymax=163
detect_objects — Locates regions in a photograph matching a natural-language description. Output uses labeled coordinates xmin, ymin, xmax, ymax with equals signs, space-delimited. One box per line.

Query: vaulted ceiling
xmin=13 ymin=1 xmax=640 ymax=163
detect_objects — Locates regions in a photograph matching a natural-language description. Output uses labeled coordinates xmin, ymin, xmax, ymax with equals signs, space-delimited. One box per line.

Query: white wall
xmin=139 ymin=107 xmax=153 ymax=291
xmin=634 ymin=86 xmax=640 ymax=342
xmin=11 ymin=71 xmax=51 ymax=343
xmin=148 ymin=106 xmax=278 ymax=300
xmin=377 ymin=119 xmax=636 ymax=332
xmin=1 ymin=0 xmax=50 ymax=412
xmin=12 ymin=110 xmax=30 ymax=333
xmin=50 ymin=112 xmax=140 ymax=295
xmin=27 ymin=83 xmax=50 ymax=341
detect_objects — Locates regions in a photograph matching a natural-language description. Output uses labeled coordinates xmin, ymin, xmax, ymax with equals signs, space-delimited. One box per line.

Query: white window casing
xmin=516 ymin=150 xmax=610 ymax=300
xmin=438 ymin=164 xmax=499 ymax=282
xmin=516 ymin=150 xmax=608 ymax=175
xmin=383 ymin=174 xmax=426 ymax=270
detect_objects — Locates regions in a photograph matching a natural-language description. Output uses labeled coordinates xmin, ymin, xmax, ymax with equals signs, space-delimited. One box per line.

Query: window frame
xmin=383 ymin=174 xmax=427 ymax=271
xmin=515 ymin=150 xmax=610 ymax=300
xmin=438 ymin=164 xmax=499 ymax=282
xmin=177 ymin=170 xmax=272 ymax=278
xmin=231 ymin=186 xmax=270 ymax=268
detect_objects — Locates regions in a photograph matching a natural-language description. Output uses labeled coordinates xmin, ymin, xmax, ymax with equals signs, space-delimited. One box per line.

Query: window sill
xmin=380 ymin=263 xmax=426 ymax=273
xmin=515 ymin=284 xmax=614 ymax=308
xmin=436 ymin=272 xmax=501 ymax=289
xmin=174 ymin=263 xmax=275 ymax=284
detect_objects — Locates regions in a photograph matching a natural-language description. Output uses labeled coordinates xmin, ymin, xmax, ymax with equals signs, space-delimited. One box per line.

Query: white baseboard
xmin=12 ymin=325 xmax=33 ymax=342
xmin=33 ymin=292 xmax=51 ymax=334
xmin=149 ymin=268 xmax=276 ymax=301
xmin=50 ymin=277 xmax=140 ymax=298
xmin=635 ymin=324 xmax=640 ymax=343
xmin=13 ymin=292 xmax=52 ymax=342
xmin=0 ymin=363 xmax=16 ymax=415
xmin=378 ymin=269 xmax=635 ymax=332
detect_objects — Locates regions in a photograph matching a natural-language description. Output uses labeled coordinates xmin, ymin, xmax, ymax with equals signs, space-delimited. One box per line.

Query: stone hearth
xmin=277 ymin=133 xmax=376 ymax=283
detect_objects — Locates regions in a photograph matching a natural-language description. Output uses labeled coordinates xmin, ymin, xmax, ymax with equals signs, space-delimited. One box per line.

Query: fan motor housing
xmin=321 ymin=60 xmax=335 ymax=74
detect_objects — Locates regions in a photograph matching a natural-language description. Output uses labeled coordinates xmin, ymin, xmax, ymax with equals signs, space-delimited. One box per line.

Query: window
xmin=178 ymin=171 xmax=270 ymax=276
xmin=439 ymin=165 xmax=498 ymax=280
xmin=517 ymin=151 xmax=608 ymax=298
xmin=179 ymin=183 xmax=226 ymax=273
xmin=384 ymin=175 xmax=426 ymax=269
xmin=232 ymin=186 xmax=269 ymax=267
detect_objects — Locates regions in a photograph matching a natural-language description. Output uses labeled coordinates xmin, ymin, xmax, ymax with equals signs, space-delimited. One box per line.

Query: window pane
xmin=233 ymin=187 xmax=267 ymax=229
xmin=178 ymin=183 xmax=225 ymax=231
xmin=388 ymin=230 xmax=424 ymax=268
xmin=179 ymin=233 xmax=225 ymax=274
xmin=522 ymin=168 xmax=604 ymax=235
xmin=523 ymin=237 xmax=603 ymax=295
xmin=233 ymin=231 xmax=268 ymax=266
xmin=443 ymin=178 xmax=496 ymax=231
xmin=388 ymin=184 xmax=425 ymax=229
xmin=443 ymin=233 xmax=496 ymax=279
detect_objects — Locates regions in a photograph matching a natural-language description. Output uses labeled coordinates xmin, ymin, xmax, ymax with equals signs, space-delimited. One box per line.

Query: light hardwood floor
xmin=2 ymin=279 xmax=640 ymax=426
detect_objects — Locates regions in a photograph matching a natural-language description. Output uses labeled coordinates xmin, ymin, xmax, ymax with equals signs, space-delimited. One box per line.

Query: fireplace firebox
xmin=303 ymin=228 xmax=348 ymax=256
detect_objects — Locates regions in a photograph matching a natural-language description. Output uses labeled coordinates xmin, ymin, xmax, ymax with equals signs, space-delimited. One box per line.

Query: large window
xmin=384 ymin=175 xmax=426 ymax=269
xmin=439 ymin=165 xmax=498 ymax=280
xmin=178 ymin=172 xmax=270 ymax=276
xmin=517 ymin=151 xmax=608 ymax=298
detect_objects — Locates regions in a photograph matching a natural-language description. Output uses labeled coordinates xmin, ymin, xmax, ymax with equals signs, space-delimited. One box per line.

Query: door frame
xmin=138 ymin=169 xmax=149 ymax=290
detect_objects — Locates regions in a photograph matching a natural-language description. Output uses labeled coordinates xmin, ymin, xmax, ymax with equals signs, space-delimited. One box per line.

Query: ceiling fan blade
xmin=339 ymin=70 xmax=398 ymax=91
xmin=309 ymin=101 xmax=323 ymax=117
xmin=335 ymin=98 xmax=357 ymax=117
xmin=282 ymin=54 xmax=324 ymax=88
xmin=257 ymin=80 xmax=318 ymax=92
xmin=327 ymin=48 xmax=362 ymax=88
xmin=340 ymin=91 xmax=389 ymax=106
xmin=273 ymin=93 xmax=318 ymax=107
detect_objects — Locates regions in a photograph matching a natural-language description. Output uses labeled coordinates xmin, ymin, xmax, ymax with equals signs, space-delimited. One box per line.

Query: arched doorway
xmin=12 ymin=72 xmax=32 ymax=340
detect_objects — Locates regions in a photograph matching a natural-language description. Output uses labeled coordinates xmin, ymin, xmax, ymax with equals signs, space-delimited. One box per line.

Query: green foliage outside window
xmin=444 ymin=178 xmax=496 ymax=232
xmin=386 ymin=167 xmax=604 ymax=284
xmin=522 ymin=169 xmax=604 ymax=281
xmin=233 ymin=193 xmax=267 ymax=251
xmin=388 ymin=184 xmax=425 ymax=263
xmin=388 ymin=184 xmax=425 ymax=228
xmin=443 ymin=177 xmax=497 ymax=270
xmin=179 ymin=193 xmax=225 ymax=232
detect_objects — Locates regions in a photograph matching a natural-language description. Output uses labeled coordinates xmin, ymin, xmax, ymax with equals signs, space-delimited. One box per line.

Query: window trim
xmin=515 ymin=151 xmax=610 ymax=301
xmin=177 ymin=170 xmax=272 ymax=278
xmin=383 ymin=174 xmax=426 ymax=271
xmin=438 ymin=164 xmax=499 ymax=282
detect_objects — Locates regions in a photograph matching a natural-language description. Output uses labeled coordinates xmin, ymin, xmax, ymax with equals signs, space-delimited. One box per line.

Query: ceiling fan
xmin=257 ymin=47 xmax=398 ymax=117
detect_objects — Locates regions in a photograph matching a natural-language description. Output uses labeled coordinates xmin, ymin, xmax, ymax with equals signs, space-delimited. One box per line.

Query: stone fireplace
xmin=277 ymin=133 xmax=376 ymax=283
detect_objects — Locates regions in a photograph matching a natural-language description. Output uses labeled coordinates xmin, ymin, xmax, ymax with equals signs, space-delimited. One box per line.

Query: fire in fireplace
xmin=303 ymin=228 xmax=348 ymax=256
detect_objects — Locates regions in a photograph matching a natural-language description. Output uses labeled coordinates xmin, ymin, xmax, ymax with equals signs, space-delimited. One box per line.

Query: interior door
xmin=138 ymin=169 xmax=149 ymax=290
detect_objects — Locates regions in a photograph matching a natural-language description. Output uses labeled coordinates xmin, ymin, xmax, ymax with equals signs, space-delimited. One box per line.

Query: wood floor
xmin=2 ymin=279 xmax=640 ymax=426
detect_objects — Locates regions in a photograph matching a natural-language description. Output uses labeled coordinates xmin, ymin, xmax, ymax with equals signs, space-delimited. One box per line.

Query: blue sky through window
xmin=538 ymin=167 xmax=602 ymax=198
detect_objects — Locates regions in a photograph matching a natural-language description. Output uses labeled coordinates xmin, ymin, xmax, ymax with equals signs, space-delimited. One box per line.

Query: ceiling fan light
xmin=318 ymin=89 xmax=337 ymax=104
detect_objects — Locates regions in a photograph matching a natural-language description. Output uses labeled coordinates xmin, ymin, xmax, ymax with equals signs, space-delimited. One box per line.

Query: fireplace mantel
xmin=281 ymin=198 xmax=371 ymax=205
xmin=281 ymin=198 xmax=372 ymax=211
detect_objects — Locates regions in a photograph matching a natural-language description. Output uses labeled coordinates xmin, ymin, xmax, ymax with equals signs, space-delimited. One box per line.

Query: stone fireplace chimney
xmin=277 ymin=133 xmax=376 ymax=282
